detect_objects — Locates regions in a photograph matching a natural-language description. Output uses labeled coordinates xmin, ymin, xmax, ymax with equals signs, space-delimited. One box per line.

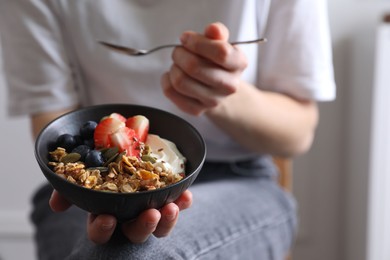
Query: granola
xmin=48 ymin=147 xmax=184 ymax=193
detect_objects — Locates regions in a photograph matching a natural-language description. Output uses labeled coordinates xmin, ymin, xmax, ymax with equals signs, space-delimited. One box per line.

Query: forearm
xmin=206 ymin=81 xmax=319 ymax=157
xmin=31 ymin=107 xmax=78 ymax=140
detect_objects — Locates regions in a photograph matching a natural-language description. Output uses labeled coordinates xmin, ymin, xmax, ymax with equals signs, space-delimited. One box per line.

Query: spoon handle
xmin=150 ymin=38 xmax=267 ymax=50
xmin=231 ymin=38 xmax=267 ymax=45
xmin=99 ymin=38 xmax=267 ymax=56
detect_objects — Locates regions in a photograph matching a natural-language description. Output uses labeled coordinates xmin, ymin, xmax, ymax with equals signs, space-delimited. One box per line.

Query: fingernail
xmin=146 ymin=222 xmax=157 ymax=229
xmin=180 ymin=33 xmax=189 ymax=45
xmin=49 ymin=192 xmax=54 ymax=203
xmin=48 ymin=193 xmax=56 ymax=211
xmin=177 ymin=201 xmax=189 ymax=209
xmin=165 ymin=213 xmax=176 ymax=222
xmin=100 ymin=223 xmax=114 ymax=232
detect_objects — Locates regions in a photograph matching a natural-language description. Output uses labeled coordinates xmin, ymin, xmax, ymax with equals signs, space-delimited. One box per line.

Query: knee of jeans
xmin=68 ymin=234 xmax=188 ymax=260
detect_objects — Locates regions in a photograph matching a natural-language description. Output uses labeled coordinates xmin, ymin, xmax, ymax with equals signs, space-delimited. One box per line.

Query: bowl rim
xmin=34 ymin=103 xmax=207 ymax=196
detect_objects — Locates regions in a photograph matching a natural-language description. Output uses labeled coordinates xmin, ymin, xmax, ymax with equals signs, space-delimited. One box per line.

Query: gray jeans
xmin=31 ymin=157 xmax=297 ymax=260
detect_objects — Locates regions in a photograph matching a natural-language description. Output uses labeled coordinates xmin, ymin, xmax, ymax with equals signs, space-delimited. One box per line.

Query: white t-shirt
xmin=0 ymin=0 xmax=336 ymax=161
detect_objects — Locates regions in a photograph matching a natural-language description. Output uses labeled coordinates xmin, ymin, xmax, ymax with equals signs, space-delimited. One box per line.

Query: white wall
xmin=329 ymin=2 xmax=390 ymax=260
xmin=291 ymin=1 xmax=390 ymax=260
xmin=0 ymin=47 xmax=45 ymax=259
xmin=366 ymin=23 xmax=390 ymax=260
xmin=1 ymin=1 xmax=390 ymax=260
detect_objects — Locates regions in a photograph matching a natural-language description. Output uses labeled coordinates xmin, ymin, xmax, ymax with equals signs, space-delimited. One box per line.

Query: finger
xmin=49 ymin=190 xmax=72 ymax=212
xmin=180 ymin=33 xmax=246 ymax=71
xmin=153 ymin=203 xmax=179 ymax=237
xmin=121 ymin=209 xmax=161 ymax=244
xmin=87 ymin=214 xmax=117 ymax=244
xmin=204 ymin=22 xmax=229 ymax=41
xmin=171 ymin=49 xmax=239 ymax=95
xmin=169 ymin=64 xmax=227 ymax=107
xmin=174 ymin=190 xmax=193 ymax=211
xmin=161 ymin=73 xmax=205 ymax=116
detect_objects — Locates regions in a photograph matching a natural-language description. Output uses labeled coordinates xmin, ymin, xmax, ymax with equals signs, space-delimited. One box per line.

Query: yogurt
xmin=145 ymin=134 xmax=186 ymax=175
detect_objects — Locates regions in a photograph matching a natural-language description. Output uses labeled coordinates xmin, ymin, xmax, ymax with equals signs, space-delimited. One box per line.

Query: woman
xmin=0 ymin=0 xmax=335 ymax=259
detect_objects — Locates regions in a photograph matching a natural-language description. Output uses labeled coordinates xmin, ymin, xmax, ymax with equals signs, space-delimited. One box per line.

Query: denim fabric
xmin=31 ymin=157 xmax=297 ymax=260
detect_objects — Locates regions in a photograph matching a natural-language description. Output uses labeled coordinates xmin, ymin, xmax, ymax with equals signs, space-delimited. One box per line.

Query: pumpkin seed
xmin=103 ymin=147 xmax=119 ymax=160
xmin=87 ymin=166 xmax=109 ymax=173
xmin=98 ymin=147 xmax=109 ymax=154
xmin=141 ymin=154 xmax=157 ymax=163
xmin=60 ymin=153 xmax=81 ymax=163
xmin=115 ymin=151 xmax=126 ymax=163
xmin=143 ymin=145 xmax=151 ymax=156
xmin=103 ymin=152 xmax=119 ymax=167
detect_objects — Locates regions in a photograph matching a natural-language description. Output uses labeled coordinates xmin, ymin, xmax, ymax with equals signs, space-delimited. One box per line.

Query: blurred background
xmin=1 ymin=1 xmax=390 ymax=259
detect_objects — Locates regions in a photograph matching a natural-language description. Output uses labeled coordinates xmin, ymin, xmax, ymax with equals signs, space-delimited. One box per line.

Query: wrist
xmin=205 ymin=80 xmax=260 ymax=119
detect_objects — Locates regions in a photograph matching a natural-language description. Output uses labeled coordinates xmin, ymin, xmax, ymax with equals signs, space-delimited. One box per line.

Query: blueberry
xmin=83 ymin=138 xmax=95 ymax=149
xmin=72 ymin=145 xmax=91 ymax=161
xmin=74 ymin=135 xmax=83 ymax=146
xmin=85 ymin=150 xmax=104 ymax=168
xmin=47 ymin=140 xmax=57 ymax=152
xmin=56 ymin=134 xmax=77 ymax=152
xmin=80 ymin=121 xmax=98 ymax=140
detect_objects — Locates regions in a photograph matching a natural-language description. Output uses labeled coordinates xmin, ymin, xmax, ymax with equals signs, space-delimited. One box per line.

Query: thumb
xmin=49 ymin=190 xmax=72 ymax=212
xmin=204 ymin=22 xmax=229 ymax=41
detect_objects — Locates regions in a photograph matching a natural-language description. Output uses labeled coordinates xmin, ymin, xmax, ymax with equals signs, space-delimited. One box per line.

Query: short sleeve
xmin=0 ymin=0 xmax=79 ymax=117
xmin=259 ymin=0 xmax=336 ymax=101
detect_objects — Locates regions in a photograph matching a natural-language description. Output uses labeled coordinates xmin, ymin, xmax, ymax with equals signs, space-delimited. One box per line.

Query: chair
xmin=273 ymin=157 xmax=293 ymax=191
xmin=273 ymin=156 xmax=293 ymax=260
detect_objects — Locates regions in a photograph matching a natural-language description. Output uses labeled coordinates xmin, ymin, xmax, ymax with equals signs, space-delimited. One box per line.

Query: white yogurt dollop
xmin=145 ymin=134 xmax=186 ymax=175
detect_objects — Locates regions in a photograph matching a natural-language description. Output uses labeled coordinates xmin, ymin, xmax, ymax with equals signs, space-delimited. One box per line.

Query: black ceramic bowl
xmin=35 ymin=104 xmax=206 ymax=221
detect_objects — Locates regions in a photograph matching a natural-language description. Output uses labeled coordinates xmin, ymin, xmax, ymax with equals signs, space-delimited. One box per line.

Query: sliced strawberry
xmin=94 ymin=117 xmax=125 ymax=149
xmin=109 ymin=113 xmax=126 ymax=123
xmin=126 ymin=115 xmax=149 ymax=143
xmin=100 ymin=113 xmax=127 ymax=123
xmin=109 ymin=127 xmax=141 ymax=157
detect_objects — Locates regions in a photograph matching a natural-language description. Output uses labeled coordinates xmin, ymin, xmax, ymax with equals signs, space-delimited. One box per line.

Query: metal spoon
xmin=98 ymin=38 xmax=267 ymax=56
